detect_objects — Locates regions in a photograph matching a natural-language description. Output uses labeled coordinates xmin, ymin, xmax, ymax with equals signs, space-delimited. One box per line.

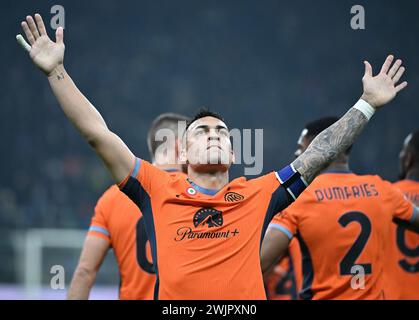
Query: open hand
xmin=17 ymin=14 xmax=65 ymax=76
xmin=361 ymin=55 xmax=407 ymax=109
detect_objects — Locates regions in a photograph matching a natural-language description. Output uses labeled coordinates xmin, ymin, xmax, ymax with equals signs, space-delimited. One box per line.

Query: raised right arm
xmin=17 ymin=14 xmax=135 ymax=183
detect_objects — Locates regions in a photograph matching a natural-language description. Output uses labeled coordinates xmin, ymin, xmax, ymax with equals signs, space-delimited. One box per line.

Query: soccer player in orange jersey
xmin=261 ymin=118 xmax=419 ymax=300
xmin=385 ymin=131 xmax=419 ymax=299
xmin=67 ymin=113 xmax=189 ymax=299
xmin=18 ymin=14 xmax=411 ymax=299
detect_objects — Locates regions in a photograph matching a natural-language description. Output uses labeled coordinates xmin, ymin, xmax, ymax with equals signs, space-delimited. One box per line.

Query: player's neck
xmin=187 ymin=169 xmax=229 ymax=191
xmin=406 ymin=167 xmax=419 ymax=181
xmin=324 ymin=162 xmax=350 ymax=173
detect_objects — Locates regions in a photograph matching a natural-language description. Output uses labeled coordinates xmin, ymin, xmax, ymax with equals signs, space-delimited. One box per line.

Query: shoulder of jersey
xmin=306 ymin=172 xmax=382 ymax=190
xmin=99 ymin=185 xmax=120 ymax=200
xmin=349 ymin=173 xmax=387 ymax=187
xmin=393 ymin=179 xmax=418 ymax=187
xmin=356 ymin=173 xmax=383 ymax=182
xmin=327 ymin=172 xmax=381 ymax=181
xmin=230 ymin=176 xmax=249 ymax=186
xmin=307 ymin=172 xmax=357 ymax=187
xmin=99 ymin=184 xmax=131 ymax=205
xmin=168 ymin=171 xmax=187 ymax=178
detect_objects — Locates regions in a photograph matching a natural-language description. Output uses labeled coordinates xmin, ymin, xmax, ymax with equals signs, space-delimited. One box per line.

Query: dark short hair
xmin=147 ymin=113 xmax=190 ymax=159
xmin=185 ymin=107 xmax=227 ymax=132
xmin=407 ymin=130 xmax=419 ymax=164
xmin=304 ymin=116 xmax=353 ymax=155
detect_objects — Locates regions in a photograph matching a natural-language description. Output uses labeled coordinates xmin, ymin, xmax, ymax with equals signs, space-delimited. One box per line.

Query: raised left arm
xmin=293 ymin=55 xmax=408 ymax=184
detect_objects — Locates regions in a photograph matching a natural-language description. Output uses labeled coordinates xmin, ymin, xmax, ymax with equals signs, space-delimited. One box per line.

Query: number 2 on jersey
xmin=338 ymin=211 xmax=372 ymax=275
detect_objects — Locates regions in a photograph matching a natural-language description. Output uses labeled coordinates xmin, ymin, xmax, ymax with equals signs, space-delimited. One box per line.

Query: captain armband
xmin=275 ymin=164 xmax=308 ymax=200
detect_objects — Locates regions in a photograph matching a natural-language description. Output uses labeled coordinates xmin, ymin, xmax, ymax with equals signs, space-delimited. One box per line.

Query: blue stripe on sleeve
xmin=89 ymin=226 xmax=110 ymax=237
xmin=268 ymin=224 xmax=294 ymax=240
xmin=131 ymin=158 xmax=141 ymax=178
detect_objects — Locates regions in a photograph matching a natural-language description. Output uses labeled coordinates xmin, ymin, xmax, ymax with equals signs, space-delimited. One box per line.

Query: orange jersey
xmin=88 ymin=185 xmax=156 ymax=299
xmin=270 ymin=171 xmax=416 ymax=300
xmin=119 ymin=158 xmax=304 ymax=300
xmin=265 ymin=238 xmax=302 ymax=300
xmin=385 ymin=179 xmax=419 ymax=300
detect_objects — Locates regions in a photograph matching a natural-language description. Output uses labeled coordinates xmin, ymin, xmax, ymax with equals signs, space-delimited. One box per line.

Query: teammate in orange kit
xmin=261 ymin=117 xmax=419 ymax=300
xmin=385 ymin=131 xmax=419 ymax=299
xmin=67 ymin=113 xmax=189 ymax=299
xmin=18 ymin=13 xmax=411 ymax=299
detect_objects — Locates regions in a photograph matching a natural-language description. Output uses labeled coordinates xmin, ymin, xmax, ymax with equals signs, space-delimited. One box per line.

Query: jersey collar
xmin=187 ymin=179 xmax=220 ymax=196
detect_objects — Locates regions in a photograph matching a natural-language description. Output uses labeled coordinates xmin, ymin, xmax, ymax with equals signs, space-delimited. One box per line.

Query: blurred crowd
xmin=1 ymin=0 xmax=418 ymax=283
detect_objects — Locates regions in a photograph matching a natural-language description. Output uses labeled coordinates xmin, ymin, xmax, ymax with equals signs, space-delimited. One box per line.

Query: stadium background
xmin=0 ymin=0 xmax=418 ymax=298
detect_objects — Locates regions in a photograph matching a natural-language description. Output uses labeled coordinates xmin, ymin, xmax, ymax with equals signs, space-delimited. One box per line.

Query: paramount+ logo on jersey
xmin=193 ymin=208 xmax=223 ymax=228
xmin=174 ymin=208 xmax=240 ymax=242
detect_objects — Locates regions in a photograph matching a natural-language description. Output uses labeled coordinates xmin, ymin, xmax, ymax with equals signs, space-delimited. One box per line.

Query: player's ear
xmin=231 ymin=149 xmax=236 ymax=164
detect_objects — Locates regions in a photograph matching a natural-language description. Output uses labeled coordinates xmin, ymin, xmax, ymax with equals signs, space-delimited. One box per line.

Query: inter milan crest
xmin=224 ymin=192 xmax=244 ymax=202
xmin=193 ymin=208 xmax=223 ymax=228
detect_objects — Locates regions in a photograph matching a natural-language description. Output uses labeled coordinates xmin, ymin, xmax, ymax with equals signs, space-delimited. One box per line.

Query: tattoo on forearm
xmin=57 ymin=72 xmax=65 ymax=80
xmin=292 ymin=108 xmax=368 ymax=184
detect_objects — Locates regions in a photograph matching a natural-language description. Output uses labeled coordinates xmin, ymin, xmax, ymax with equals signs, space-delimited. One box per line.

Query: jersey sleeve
xmin=384 ymin=180 xmax=416 ymax=223
xmin=87 ymin=191 xmax=112 ymax=243
xmin=268 ymin=210 xmax=298 ymax=240
xmin=118 ymin=158 xmax=170 ymax=212
xmin=252 ymin=164 xmax=308 ymax=221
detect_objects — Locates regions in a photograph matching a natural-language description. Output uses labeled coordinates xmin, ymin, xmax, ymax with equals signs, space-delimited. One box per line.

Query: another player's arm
xmin=260 ymin=228 xmax=290 ymax=276
xmin=17 ymin=14 xmax=135 ymax=183
xmin=394 ymin=205 xmax=419 ymax=233
xmin=292 ymin=56 xmax=407 ymax=184
xmin=67 ymin=236 xmax=110 ymax=300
